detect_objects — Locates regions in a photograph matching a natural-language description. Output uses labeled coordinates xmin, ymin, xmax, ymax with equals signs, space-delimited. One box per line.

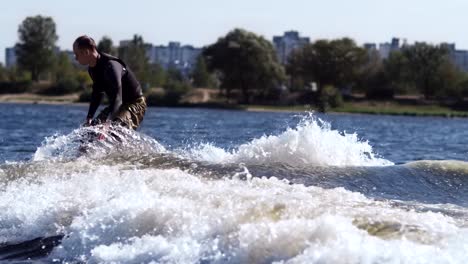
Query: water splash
xmin=185 ymin=114 xmax=392 ymax=167
xmin=32 ymin=125 xmax=166 ymax=162
xmin=0 ymin=164 xmax=465 ymax=263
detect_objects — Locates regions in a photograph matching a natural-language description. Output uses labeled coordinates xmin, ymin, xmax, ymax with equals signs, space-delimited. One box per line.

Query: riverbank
xmin=0 ymin=93 xmax=84 ymax=105
xmin=2 ymin=93 xmax=468 ymax=117
xmin=245 ymin=101 xmax=468 ymax=117
xmin=333 ymin=101 xmax=468 ymax=117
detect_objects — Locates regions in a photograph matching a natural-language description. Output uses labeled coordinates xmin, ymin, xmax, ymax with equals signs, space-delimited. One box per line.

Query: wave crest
xmin=186 ymin=115 xmax=392 ymax=167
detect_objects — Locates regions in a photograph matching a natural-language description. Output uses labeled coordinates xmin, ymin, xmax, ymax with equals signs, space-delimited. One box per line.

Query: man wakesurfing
xmin=72 ymin=35 xmax=147 ymax=133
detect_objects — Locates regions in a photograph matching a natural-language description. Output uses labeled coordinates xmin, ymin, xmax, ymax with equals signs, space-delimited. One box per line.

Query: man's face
xmin=73 ymin=43 xmax=91 ymax=66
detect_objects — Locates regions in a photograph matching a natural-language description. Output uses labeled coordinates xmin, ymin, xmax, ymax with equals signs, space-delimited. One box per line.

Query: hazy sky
xmin=2 ymin=0 xmax=468 ymax=63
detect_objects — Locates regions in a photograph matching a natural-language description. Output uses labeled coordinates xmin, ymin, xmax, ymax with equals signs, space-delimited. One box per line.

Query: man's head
xmin=73 ymin=35 xmax=98 ymax=66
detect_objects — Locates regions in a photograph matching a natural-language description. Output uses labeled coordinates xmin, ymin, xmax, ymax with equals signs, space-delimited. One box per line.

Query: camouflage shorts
xmin=95 ymin=96 xmax=147 ymax=130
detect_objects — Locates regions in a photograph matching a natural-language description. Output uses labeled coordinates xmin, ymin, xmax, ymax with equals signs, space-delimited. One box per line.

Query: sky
xmin=2 ymin=0 xmax=468 ymax=63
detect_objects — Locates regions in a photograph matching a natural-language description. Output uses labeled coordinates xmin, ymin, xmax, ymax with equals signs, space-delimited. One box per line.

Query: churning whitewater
xmin=183 ymin=116 xmax=392 ymax=167
xmin=1 ymin=114 xmax=467 ymax=263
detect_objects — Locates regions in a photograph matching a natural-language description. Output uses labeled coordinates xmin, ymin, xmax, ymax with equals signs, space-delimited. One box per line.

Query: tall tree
xmin=383 ymin=51 xmax=412 ymax=94
xmin=15 ymin=15 xmax=58 ymax=82
xmin=148 ymin=63 xmax=166 ymax=87
xmin=433 ymin=59 xmax=465 ymax=98
xmin=402 ymin=43 xmax=452 ymax=98
xmin=118 ymin=35 xmax=150 ymax=89
xmin=53 ymin=52 xmax=75 ymax=83
xmin=287 ymin=38 xmax=367 ymax=92
xmin=204 ymin=28 xmax=285 ymax=103
xmin=355 ymin=49 xmax=395 ymax=99
xmin=191 ymin=55 xmax=213 ymax=88
xmin=97 ymin=36 xmax=116 ymax=55
xmin=0 ymin=64 xmax=7 ymax=82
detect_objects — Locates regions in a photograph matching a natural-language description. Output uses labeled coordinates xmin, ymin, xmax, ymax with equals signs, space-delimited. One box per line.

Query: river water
xmin=0 ymin=103 xmax=467 ymax=263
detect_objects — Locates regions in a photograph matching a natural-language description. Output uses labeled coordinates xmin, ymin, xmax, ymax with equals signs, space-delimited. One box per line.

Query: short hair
xmin=74 ymin=35 xmax=97 ymax=50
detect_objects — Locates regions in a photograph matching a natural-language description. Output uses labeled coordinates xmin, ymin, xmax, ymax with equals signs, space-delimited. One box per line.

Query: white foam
xmin=186 ymin=115 xmax=392 ymax=167
xmin=33 ymin=115 xmax=390 ymax=168
xmin=0 ymin=162 xmax=465 ymax=263
xmin=32 ymin=125 xmax=166 ymax=162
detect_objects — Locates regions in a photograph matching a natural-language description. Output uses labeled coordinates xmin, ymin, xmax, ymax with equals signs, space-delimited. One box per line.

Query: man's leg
xmin=113 ymin=97 xmax=147 ymax=130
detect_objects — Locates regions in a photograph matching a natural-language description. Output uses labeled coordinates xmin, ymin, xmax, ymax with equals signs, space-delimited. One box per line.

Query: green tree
xmin=15 ymin=15 xmax=58 ymax=82
xmin=457 ymin=74 xmax=468 ymax=97
xmin=383 ymin=51 xmax=411 ymax=93
xmin=97 ymin=36 xmax=116 ymax=55
xmin=157 ymin=67 xmax=191 ymax=106
xmin=76 ymin=71 xmax=92 ymax=89
xmin=54 ymin=52 xmax=75 ymax=82
xmin=148 ymin=63 xmax=166 ymax=88
xmin=0 ymin=65 xmax=32 ymax=94
xmin=363 ymin=51 xmax=410 ymax=99
xmin=118 ymin=35 xmax=150 ymax=90
xmin=204 ymin=28 xmax=286 ymax=103
xmin=287 ymin=38 xmax=367 ymax=92
xmin=38 ymin=52 xmax=80 ymax=95
xmin=191 ymin=55 xmax=214 ymax=88
xmin=356 ymin=49 xmax=382 ymax=91
xmin=0 ymin=64 xmax=7 ymax=82
xmin=354 ymin=49 xmax=393 ymax=100
xmin=318 ymin=85 xmax=343 ymax=112
xmin=433 ymin=60 xmax=465 ymax=98
xmin=402 ymin=43 xmax=451 ymax=98
xmin=166 ymin=67 xmax=184 ymax=83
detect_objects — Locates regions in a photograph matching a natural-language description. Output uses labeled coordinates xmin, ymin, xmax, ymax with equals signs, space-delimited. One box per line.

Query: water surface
xmin=0 ymin=103 xmax=467 ymax=263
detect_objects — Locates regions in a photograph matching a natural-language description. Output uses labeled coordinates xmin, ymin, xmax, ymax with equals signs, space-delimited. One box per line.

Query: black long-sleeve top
xmin=87 ymin=53 xmax=142 ymax=120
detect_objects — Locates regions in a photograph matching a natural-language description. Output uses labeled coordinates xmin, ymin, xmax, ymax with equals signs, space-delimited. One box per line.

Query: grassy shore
xmin=2 ymin=93 xmax=468 ymax=118
xmin=246 ymin=102 xmax=468 ymax=117
xmin=0 ymin=93 xmax=83 ymax=105
xmin=333 ymin=102 xmax=468 ymax=117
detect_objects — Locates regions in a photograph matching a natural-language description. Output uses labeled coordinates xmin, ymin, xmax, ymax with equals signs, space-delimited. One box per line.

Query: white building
xmin=5 ymin=47 xmax=17 ymax=68
xmin=378 ymin=43 xmax=392 ymax=59
xmin=452 ymin=50 xmax=468 ymax=72
xmin=444 ymin=44 xmax=468 ymax=72
xmin=119 ymin=40 xmax=202 ymax=75
xmin=378 ymin=38 xmax=400 ymax=59
xmin=180 ymin=45 xmax=202 ymax=67
xmin=363 ymin=43 xmax=377 ymax=51
xmin=152 ymin=42 xmax=202 ymax=75
xmin=153 ymin=45 xmax=171 ymax=66
xmin=273 ymin=31 xmax=310 ymax=64
xmin=363 ymin=38 xmax=401 ymax=59
xmin=119 ymin=40 xmax=132 ymax=47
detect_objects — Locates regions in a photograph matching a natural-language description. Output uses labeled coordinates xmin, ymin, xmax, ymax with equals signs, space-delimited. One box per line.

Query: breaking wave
xmin=184 ymin=115 xmax=392 ymax=167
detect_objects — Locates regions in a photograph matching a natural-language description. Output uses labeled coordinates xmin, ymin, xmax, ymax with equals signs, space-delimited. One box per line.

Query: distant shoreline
xmin=2 ymin=93 xmax=468 ymax=118
xmin=0 ymin=93 xmax=87 ymax=106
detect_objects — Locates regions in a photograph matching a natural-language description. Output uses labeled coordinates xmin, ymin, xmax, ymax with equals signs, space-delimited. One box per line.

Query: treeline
xmin=2 ymin=15 xmax=468 ymax=110
xmin=0 ymin=15 xmax=212 ymax=106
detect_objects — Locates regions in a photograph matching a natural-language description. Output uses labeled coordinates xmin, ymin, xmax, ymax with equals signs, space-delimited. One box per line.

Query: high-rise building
xmin=152 ymin=42 xmax=202 ymax=75
xmin=118 ymin=39 xmax=202 ymax=75
xmin=5 ymin=47 xmax=17 ymax=68
xmin=443 ymin=43 xmax=468 ymax=72
xmin=181 ymin=45 xmax=202 ymax=67
xmin=378 ymin=38 xmax=400 ymax=59
xmin=153 ymin=45 xmax=171 ymax=66
xmin=273 ymin=31 xmax=310 ymax=64
xmin=363 ymin=43 xmax=377 ymax=50
xmin=119 ymin=40 xmax=131 ymax=47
